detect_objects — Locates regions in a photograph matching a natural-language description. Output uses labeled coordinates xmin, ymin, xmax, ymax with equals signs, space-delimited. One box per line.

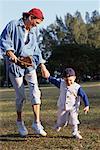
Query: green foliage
xmin=39 ymin=10 xmax=100 ymax=77
xmin=0 ymin=59 xmax=5 ymax=86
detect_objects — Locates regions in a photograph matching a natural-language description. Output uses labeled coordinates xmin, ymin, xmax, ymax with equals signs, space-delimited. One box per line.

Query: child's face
xmin=64 ymin=76 xmax=76 ymax=86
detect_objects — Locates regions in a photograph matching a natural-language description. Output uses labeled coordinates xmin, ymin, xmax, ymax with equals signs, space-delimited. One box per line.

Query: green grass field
xmin=0 ymin=82 xmax=100 ymax=150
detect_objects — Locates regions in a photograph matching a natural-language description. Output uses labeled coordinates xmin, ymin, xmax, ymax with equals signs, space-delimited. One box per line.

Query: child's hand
xmin=84 ymin=106 xmax=89 ymax=114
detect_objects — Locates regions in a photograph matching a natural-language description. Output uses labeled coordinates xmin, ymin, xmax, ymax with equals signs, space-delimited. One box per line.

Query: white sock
xmin=72 ymin=124 xmax=78 ymax=134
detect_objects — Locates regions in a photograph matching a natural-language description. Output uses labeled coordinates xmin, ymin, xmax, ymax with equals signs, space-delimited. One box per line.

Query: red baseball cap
xmin=23 ymin=8 xmax=44 ymax=20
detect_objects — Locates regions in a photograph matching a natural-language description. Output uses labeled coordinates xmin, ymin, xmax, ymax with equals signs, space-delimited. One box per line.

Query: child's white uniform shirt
xmin=57 ymin=80 xmax=80 ymax=111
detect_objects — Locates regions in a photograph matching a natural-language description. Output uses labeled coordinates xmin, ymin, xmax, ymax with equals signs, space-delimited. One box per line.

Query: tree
xmin=39 ymin=10 xmax=100 ymax=79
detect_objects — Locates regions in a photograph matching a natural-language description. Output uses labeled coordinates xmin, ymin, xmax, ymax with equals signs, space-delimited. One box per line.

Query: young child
xmin=47 ymin=68 xmax=89 ymax=139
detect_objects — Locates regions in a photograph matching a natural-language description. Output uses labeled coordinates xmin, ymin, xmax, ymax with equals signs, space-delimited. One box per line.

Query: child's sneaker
xmin=32 ymin=122 xmax=47 ymax=136
xmin=16 ymin=121 xmax=28 ymax=137
xmin=53 ymin=124 xmax=62 ymax=132
xmin=72 ymin=131 xmax=83 ymax=140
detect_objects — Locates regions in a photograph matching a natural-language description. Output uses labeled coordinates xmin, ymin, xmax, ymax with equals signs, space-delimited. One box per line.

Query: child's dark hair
xmin=63 ymin=68 xmax=75 ymax=78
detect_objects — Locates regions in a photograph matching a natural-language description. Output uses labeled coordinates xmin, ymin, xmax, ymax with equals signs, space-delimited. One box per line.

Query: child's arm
xmin=42 ymin=70 xmax=61 ymax=88
xmin=78 ymin=87 xmax=89 ymax=114
xmin=48 ymin=76 xmax=61 ymax=88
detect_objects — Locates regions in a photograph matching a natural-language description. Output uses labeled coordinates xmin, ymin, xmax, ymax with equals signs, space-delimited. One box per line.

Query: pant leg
xmin=69 ymin=109 xmax=80 ymax=125
xmin=9 ymin=72 xmax=25 ymax=112
xmin=56 ymin=109 xmax=70 ymax=127
xmin=25 ymin=70 xmax=41 ymax=105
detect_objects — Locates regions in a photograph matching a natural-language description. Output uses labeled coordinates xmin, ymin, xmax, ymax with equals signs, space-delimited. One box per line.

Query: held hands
xmin=84 ymin=106 xmax=89 ymax=114
xmin=40 ymin=64 xmax=50 ymax=79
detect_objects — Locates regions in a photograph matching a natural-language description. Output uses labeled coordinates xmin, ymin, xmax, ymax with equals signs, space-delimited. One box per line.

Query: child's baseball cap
xmin=63 ymin=68 xmax=75 ymax=77
xmin=23 ymin=8 xmax=44 ymax=20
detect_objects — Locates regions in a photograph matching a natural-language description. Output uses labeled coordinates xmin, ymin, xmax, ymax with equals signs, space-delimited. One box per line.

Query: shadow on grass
xmin=47 ymin=135 xmax=74 ymax=139
xmin=0 ymin=134 xmax=28 ymax=142
xmin=26 ymin=134 xmax=74 ymax=139
xmin=0 ymin=133 xmax=74 ymax=142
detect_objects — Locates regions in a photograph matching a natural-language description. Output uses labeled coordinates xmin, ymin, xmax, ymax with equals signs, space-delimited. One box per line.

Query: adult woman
xmin=0 ymin=8 xmax=50 ymax=137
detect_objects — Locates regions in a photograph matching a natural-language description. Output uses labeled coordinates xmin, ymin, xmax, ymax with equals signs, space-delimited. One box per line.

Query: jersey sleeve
xmin=48 ymin=76 xmax=61 ymax=88
xmin=78 ymin=87 xmax=89 ymax=106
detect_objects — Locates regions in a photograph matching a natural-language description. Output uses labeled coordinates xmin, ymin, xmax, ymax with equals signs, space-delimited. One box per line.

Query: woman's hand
xmin=40 ymin=64 xmax=50 ymax=79
xmin=6 ymin=50 xmax=17 ymax=63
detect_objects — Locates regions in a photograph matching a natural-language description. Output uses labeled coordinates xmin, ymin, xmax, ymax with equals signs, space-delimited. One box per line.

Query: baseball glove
xmin=17 ymin=56 xmax=33 ymax=68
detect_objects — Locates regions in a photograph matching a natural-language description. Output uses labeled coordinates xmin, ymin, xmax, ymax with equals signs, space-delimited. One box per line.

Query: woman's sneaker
xmin=32 ymin=122 xmax=47 ymax=136
xmin=16 ymin=121 xmax=28 ymax=137
xmin=72 ymin=131 xmax=83 ymax=140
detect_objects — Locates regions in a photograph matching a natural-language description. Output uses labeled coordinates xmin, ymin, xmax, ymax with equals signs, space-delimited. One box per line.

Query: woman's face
xmin=29 ymin=15 xmax=42 ymax=27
